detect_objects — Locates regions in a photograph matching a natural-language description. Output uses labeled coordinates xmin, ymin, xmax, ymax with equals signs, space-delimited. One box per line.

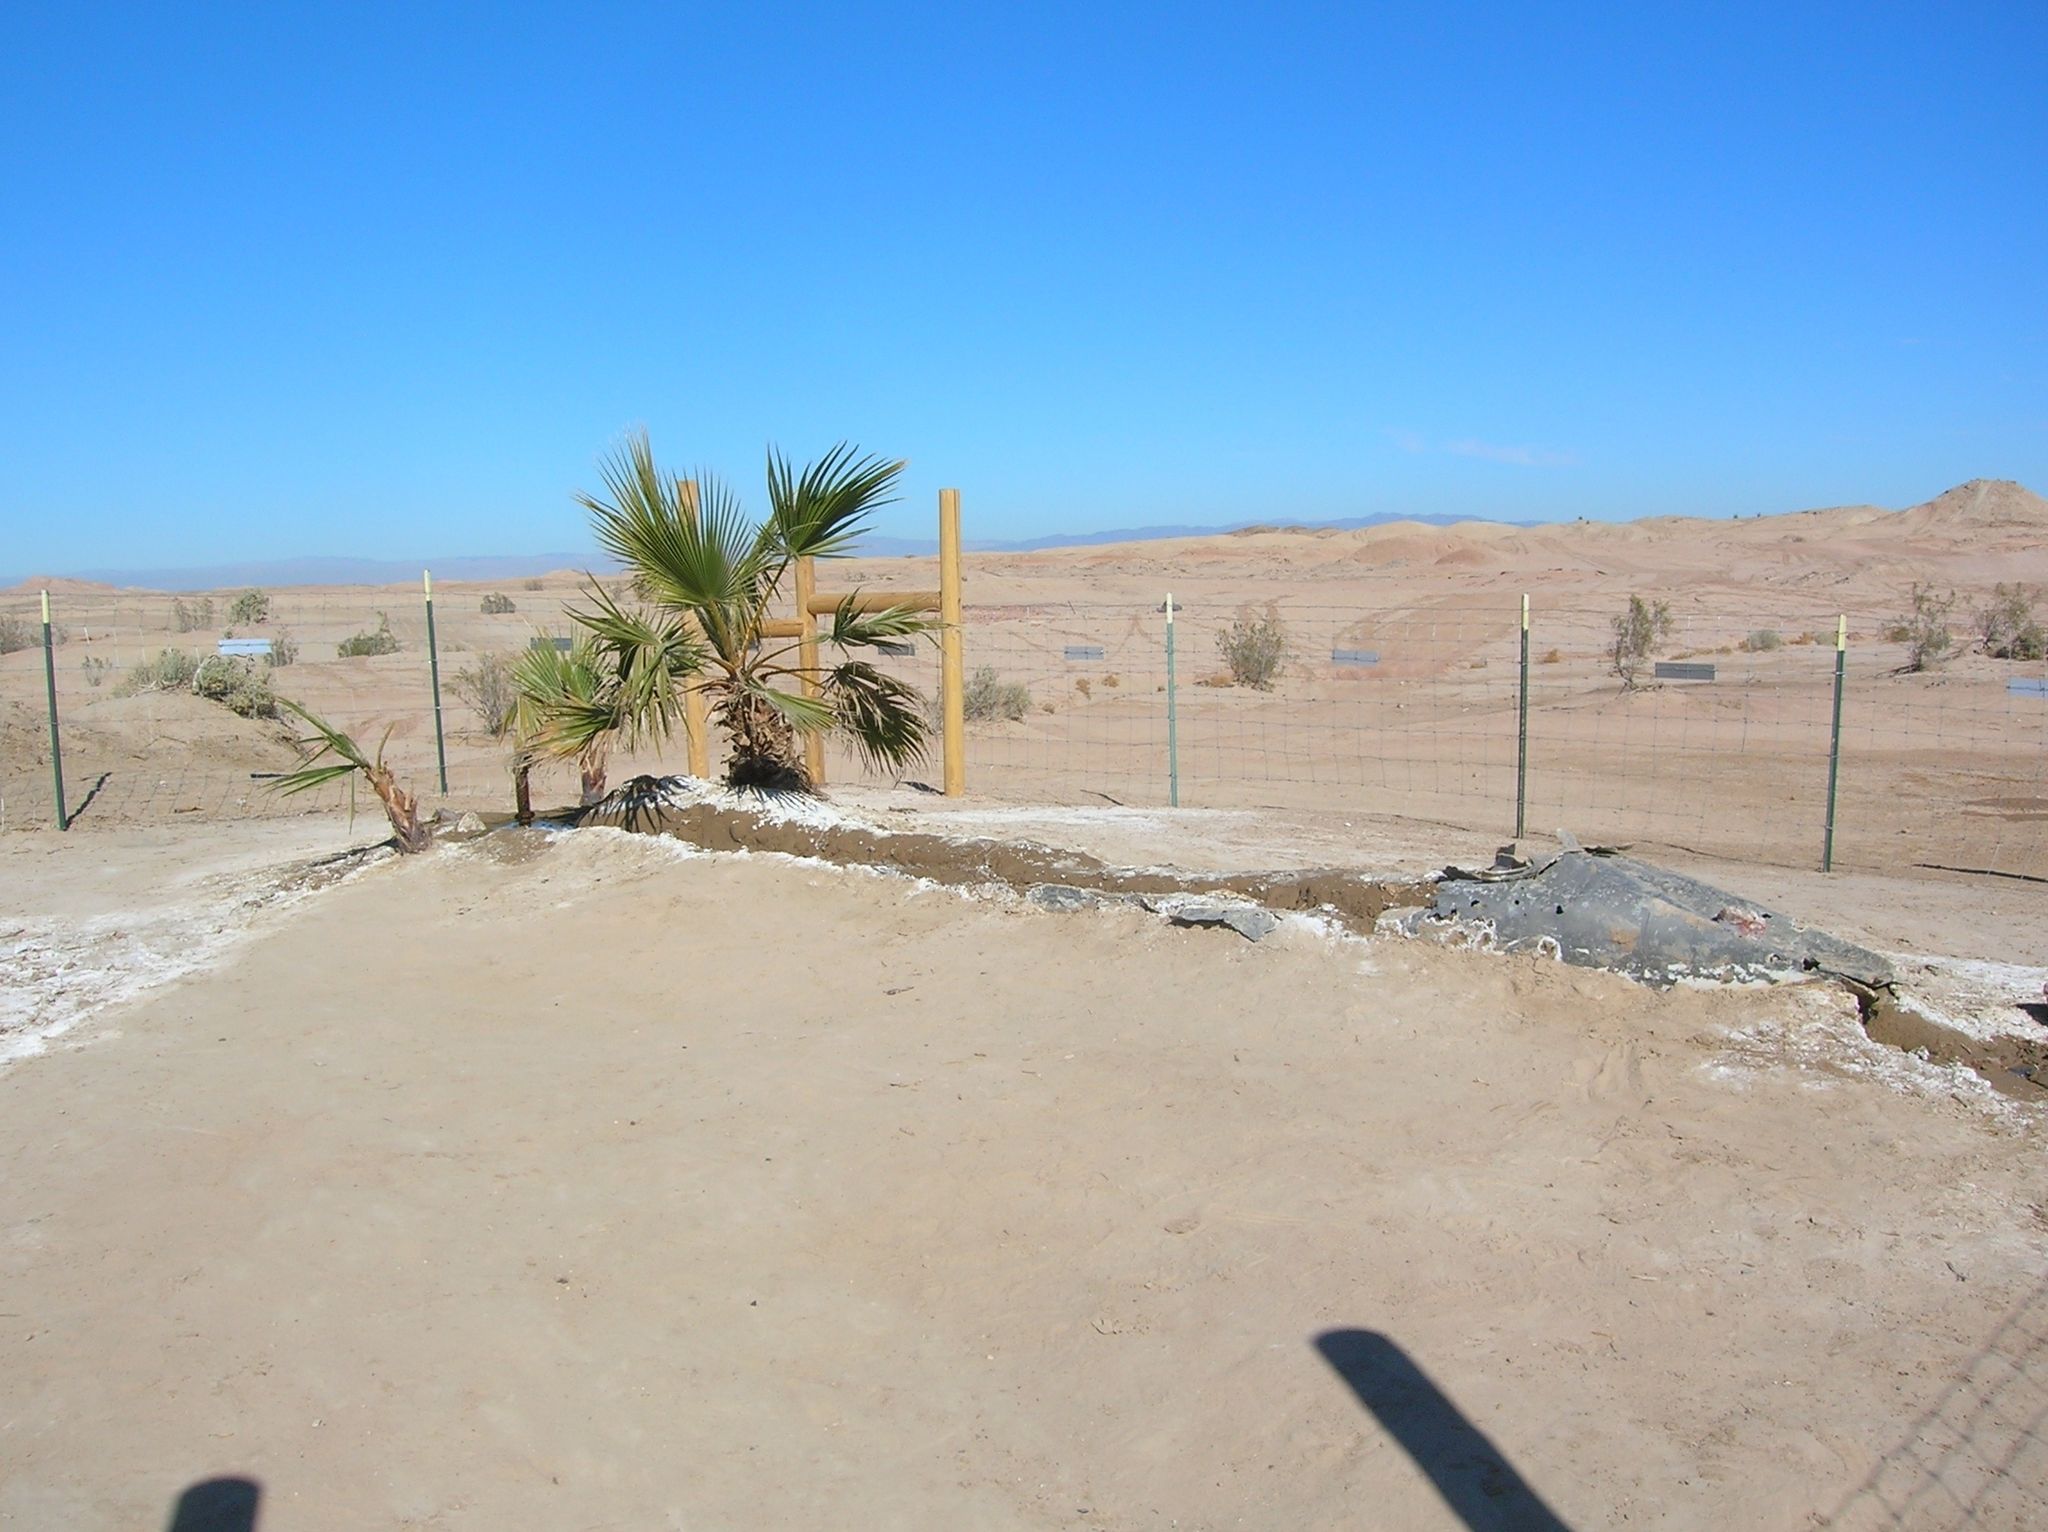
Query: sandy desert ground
xmin=1 ymin=798 xmax=2043 ymax=1530
xmin=4 ymin=478 xmax=2045 ymax=879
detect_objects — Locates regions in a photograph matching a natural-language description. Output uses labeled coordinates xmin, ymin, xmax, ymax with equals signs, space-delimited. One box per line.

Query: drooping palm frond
xmin=824 ymin=594 xmax=938 ymax=650
xmin=562 ymin=583 xmax=707 ymax=750
xmin=272 ymin=697 xmax=378 ymax=795
xmin=509 ymin=633 xmax=623 ymax=765
xmin=823 ymin=661 xmax=931 ymax=774
xmin=764 ymin=443 xmax=906 ymax=562
xmin=269 ymin=698 xmax=432 ymax=852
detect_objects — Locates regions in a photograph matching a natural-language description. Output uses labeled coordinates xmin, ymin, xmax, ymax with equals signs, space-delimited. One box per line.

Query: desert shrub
xmin=1102 ymin=672 xmax=1120 ymax=688
xmin=80 ymin=655 xmax=111 ymax=687
xmin=452 ymin=652 xmax=519 ymax=734
xmin=522 ymin=577 xmax=545 ymax=591
xmin=171 ymin=595 xmax=216 ymax=633
xmin=1196 ymin=670 xmax=1236 ymax=687
xmin=337 ymin=613 xmax=400 ymax=658
xmin=962 ymin=665 xmax=1031 ymax=722
xmin=1740 ymin=630 xmax=1782 ymax=652
xmin=116 ymin=648 xmax=202 ymax=694
xmin=1978 ymin=583 xmax=2045 ymax=661
xmin=480 ymin=591 xmax=517 ymax=615
xmin=266 ymin=626 xmax=299 ymax=667
xmin=192 ymin=656 xmax=278 ymax=719
xmin=1609 ymin=595 xmax=1672 ymax=688
xmin=1217 ymin=603 xmax=1287 ymax=689
xmin=1790 ymin=631 xmax=1817 ymax=646
xmin=1073 ymin=676 xmax=1092 ymax=698
xmin=227 ymin=588 xmax=270 ymax=625
xmin=0 ymin=615 xmax=35 ymax=654
xmin=1540 ymin=647 xmax=1562 ymax=665
xmin=1885 ymin=584 xmax=1955 ymax=672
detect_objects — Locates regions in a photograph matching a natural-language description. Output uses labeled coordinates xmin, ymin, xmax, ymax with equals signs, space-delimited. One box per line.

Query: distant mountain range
xmin=3 ymin=512 xmax=1526 ymax=591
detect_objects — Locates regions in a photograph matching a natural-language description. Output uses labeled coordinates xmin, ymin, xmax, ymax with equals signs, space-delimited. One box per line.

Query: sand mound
xmin=1896 ymin=478 xmax=2048 ymax=531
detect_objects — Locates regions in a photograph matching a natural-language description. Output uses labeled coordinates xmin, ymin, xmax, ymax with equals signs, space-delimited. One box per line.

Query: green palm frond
xmin=749 ymin=679 xmax=835 ymax=736
xmin=824 ymin=595 xmax=938 ymax=650
xmin=578 ymin=432 xmax=768 ymax=660
xmin=509 ymin=632 xmax=625 ymax=765
xmin=764 ymin=443 xmax=906 ymax=562
xmin=271 ymin=698 xmax=377 ymax=795
xmin=823 ymin=661 xmax=930 ymax=774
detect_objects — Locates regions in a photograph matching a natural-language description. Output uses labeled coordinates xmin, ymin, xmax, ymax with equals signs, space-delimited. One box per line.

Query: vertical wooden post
xmin=939 ymin=487 xmax=966 ymax=796
xmin=680 ymin=479 xmax=712 ymax=779
xmin=794 ymin=554 xmax=825 ymax=785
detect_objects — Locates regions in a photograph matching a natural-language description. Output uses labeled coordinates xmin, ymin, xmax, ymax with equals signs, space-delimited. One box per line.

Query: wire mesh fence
xmin=4 ymin=581 xmax=2045 ymax=880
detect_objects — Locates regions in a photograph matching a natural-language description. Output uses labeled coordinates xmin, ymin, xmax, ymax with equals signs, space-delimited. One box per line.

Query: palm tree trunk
xmin=368 ymin=764 xmax=432 ymax=853
xmin=514 ymin=761 xmax=533 ymax=824
xmin=719 ymin=692 xmax=807 ymax=790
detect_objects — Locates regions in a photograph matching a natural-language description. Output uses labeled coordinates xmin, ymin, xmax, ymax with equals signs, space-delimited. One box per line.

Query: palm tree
xmin=270 ymin=699 xmax=433 ymax=852
xmin=504 ymin=633 xmax=626 ymax=819
xmin=529 ymin=431 xmax=934 ymax=791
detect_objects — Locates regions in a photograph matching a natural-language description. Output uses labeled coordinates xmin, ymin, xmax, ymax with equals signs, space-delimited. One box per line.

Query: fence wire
xmin=4 ymin=584 xmax=2045 ymax=881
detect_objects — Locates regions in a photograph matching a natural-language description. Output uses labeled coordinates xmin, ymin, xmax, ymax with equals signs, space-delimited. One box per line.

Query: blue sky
xmin=2 ymin=2 xmax=2043 ymax=572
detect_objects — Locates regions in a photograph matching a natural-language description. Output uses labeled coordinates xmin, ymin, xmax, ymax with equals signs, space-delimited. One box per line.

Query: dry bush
xmin=0 ymin=615 xmax=35 ymax=654
xmin=962 ymin=665 xmax=1031 ymax=721
xmin=338 ymin=613 xmax=400 ymax=658
xmin=1074 ymin=677 xmax=1092 ymax=698
xmin=1978 ymin=583 xmax=2045 ymax=661
xmin=192 ymin=656 xmax=279 ymax=719
xmin=171 ymin=595 xmax=216 ymax=633
xmin=1196 ymin=670 xmax=1236 ymax=687
xmin=80 ymin=655 xmax=111 ymax=687
xmin=1102 ymin=672 xmax=1120 ymax=688
xmin=1540 ymin=647 xmax=1562 ymax=665
xmin=266 ymin=627 xmax=299 ymax=667
xmin=452 ymin=653 xmax=518 ymax=734
xmin=522 ymin=577 xmax=545 ymax=591
xmin=480 ymin=592 xmax=517 ymax=615
xmin=1739 ymin=630 xmax=1782 ymax=652
xmin=1216 ymin=603 xmax=1287 ymax=689
xmin=1609 ymin=596 xmax=1672 ymax=688
xmin=1885 ymin=584 xmax=1955 ymax=671
xmin=227 ymin=588 xmax=270 ymax=625
xmin=116 ymin=648 xmax=202 ymax=694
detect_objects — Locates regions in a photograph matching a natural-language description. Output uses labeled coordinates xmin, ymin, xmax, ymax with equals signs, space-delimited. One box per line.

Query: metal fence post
xmin=42 ymin=589 xmax=68 ymax=830
xmin=1515 ymin=593 xmax=1529 ymax=839
xmin=1165 ymin=592 xmax=1179 ymax=807
xmin=1822 ymin=613 xmax=1846 ymax=872
xmin=424 ymin=569 xmax=449 ymax=796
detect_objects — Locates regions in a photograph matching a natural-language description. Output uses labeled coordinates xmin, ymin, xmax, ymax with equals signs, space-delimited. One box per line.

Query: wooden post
xmin=679 ymin=478 xmax=712 ymax=779
xmin=939 ymin=488 xmax=965 ymax=795
xmin=794 ymin=554 xmax=825 ymax=786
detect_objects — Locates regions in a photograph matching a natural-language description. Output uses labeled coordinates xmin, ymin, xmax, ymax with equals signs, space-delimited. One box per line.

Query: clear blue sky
xmin=3 ymin=2 xmax=2043 ymax=572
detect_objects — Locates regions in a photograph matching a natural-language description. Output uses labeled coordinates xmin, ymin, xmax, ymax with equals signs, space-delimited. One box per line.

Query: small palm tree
xmin=533 ymin=430 xmax=934 ymax=791
xmin=505 ymin=634 xmax=628 ymax=818
xmin=270 ymin=699 xmax=433 ymax=852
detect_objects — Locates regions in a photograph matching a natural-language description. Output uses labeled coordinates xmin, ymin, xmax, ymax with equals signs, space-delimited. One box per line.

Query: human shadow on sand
xmin=1315 ymin=1330 xmax=1574 ymax=1531
xmin=165 ymin=1476 xmax=260 ymax=1532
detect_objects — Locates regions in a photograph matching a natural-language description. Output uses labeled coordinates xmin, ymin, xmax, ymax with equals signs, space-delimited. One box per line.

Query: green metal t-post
xmin=41 ymin=589 xmax=67 ymax=830
xmin=1165 ymin=592 xmax=1179 ymax=808
xmin=1515 ymin=593 xmax=1530 ymax=840
xmin=424 ymin=569 xmax=449 ymax=796
xmin=1822 ymin=614 xmax=1846 ymax=872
